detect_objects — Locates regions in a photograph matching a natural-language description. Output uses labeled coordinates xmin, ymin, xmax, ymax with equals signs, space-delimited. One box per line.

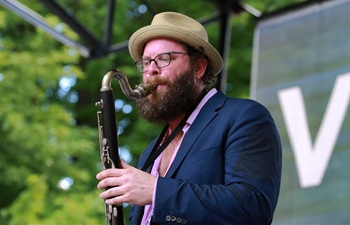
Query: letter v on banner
xmin=277 ymin=72 xmax=350 ymax=188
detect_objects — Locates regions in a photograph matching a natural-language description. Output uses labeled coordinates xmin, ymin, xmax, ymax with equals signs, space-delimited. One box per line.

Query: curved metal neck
xmin=100 ymin=69 xmax=157 ymax=100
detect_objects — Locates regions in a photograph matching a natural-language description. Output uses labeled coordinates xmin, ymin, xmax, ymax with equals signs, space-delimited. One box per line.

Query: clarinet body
xmin=95 ymin=69 xmax=156 ymax=225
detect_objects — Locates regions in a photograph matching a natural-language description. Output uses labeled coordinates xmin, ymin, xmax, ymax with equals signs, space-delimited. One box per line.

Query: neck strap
xmin=140 ymin=115 xmax=189 ymax=171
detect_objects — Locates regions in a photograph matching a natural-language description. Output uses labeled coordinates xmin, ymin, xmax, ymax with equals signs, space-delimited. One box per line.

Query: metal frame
xmin=0 ymin=0 xmax=260 ymax=91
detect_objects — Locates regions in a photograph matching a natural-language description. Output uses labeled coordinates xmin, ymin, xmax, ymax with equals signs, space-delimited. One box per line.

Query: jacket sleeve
xmin=151 ymin=101 xmax=282 ymax=225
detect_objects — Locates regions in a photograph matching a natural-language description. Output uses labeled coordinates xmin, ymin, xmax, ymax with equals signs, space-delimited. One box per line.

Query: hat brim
xmin=128 ymin=25 xmax=223 ymax=76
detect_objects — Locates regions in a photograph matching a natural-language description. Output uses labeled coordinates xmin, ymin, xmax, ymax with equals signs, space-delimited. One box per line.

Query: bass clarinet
xmin=95 ymin=69 xmax=156 ymax=225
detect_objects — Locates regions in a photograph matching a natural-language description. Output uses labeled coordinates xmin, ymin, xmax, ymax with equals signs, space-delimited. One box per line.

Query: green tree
xmin=0 ymin=1 xmax=102 ymax=224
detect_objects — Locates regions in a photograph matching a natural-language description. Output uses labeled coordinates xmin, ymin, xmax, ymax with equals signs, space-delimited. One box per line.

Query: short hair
xmin=181 ymin=42 xmax=217 ymax=90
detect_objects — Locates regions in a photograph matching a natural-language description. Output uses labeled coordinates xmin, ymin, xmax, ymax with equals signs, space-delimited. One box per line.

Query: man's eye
xmin=157 ymin=55 xmax=169 ymax=61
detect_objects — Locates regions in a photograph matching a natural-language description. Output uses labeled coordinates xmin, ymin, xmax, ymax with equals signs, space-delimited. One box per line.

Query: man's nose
xmin=147 ymin=60 xmax=160 ymax=75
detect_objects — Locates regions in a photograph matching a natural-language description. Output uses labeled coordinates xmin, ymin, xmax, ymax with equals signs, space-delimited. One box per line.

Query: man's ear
xmin=195 ymin=57 xmax=208 ymax=79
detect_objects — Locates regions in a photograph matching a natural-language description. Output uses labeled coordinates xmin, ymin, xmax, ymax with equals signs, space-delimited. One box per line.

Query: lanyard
xmin=140 ymin=114 xmax=189 ymax=172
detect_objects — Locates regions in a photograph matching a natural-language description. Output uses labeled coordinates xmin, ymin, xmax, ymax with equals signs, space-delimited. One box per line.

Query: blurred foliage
xmin=0 ymin=0 xmax=304 ymax=224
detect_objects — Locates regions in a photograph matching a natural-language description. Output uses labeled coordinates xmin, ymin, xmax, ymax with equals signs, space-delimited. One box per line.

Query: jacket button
xmin=181 ymin=218 xmax=187 ymax=224
xmin=176 ymin=217 xmax=182 ymax=223
xmin=171 ymin=216 xmax=176 ymax=221
xmin=165 ymin=215 xmax=171 ymax=221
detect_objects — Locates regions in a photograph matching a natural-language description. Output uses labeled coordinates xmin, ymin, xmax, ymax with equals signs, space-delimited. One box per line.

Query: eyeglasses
xmin=134 ymin=51 xmax=187 ymax=73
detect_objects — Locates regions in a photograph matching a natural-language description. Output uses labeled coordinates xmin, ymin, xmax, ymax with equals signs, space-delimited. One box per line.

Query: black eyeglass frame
xmin=134 ymin=51 xmax=188 ymax=73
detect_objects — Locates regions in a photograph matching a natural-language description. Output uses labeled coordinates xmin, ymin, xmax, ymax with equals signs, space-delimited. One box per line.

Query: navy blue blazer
xmin=130 ymin=91 xmax=282 ymax=225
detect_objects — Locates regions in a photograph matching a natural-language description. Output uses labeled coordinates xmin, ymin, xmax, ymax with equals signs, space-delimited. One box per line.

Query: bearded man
xmin=97 ymin=12 xmax=282 ymax=225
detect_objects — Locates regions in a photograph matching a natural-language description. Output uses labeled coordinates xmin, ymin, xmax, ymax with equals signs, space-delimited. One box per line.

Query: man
xmin=97 ymin=12 xmax=282 ymax=225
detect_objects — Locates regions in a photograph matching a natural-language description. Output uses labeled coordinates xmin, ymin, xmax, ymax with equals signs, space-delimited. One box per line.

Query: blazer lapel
xmin=165 ymin=91 xmax=226 ymax=178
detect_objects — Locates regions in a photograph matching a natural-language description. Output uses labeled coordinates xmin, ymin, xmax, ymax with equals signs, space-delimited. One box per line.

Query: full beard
xmin=136 ymin=68 xmax=202 ymax=124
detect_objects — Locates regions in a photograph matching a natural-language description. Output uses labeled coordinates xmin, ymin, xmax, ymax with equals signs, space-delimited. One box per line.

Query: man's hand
xmin=96 ymin=160 xmax=157 ymax=206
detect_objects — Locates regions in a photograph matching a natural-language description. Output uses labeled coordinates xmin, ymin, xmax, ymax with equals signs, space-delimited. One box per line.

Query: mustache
xmin=145 ymin=76 xmax=170 ymax=86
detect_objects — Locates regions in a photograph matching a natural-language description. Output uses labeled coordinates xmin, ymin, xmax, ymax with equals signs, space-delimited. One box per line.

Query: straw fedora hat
xmin=128 ymin=12 xmax=223 ymax=76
